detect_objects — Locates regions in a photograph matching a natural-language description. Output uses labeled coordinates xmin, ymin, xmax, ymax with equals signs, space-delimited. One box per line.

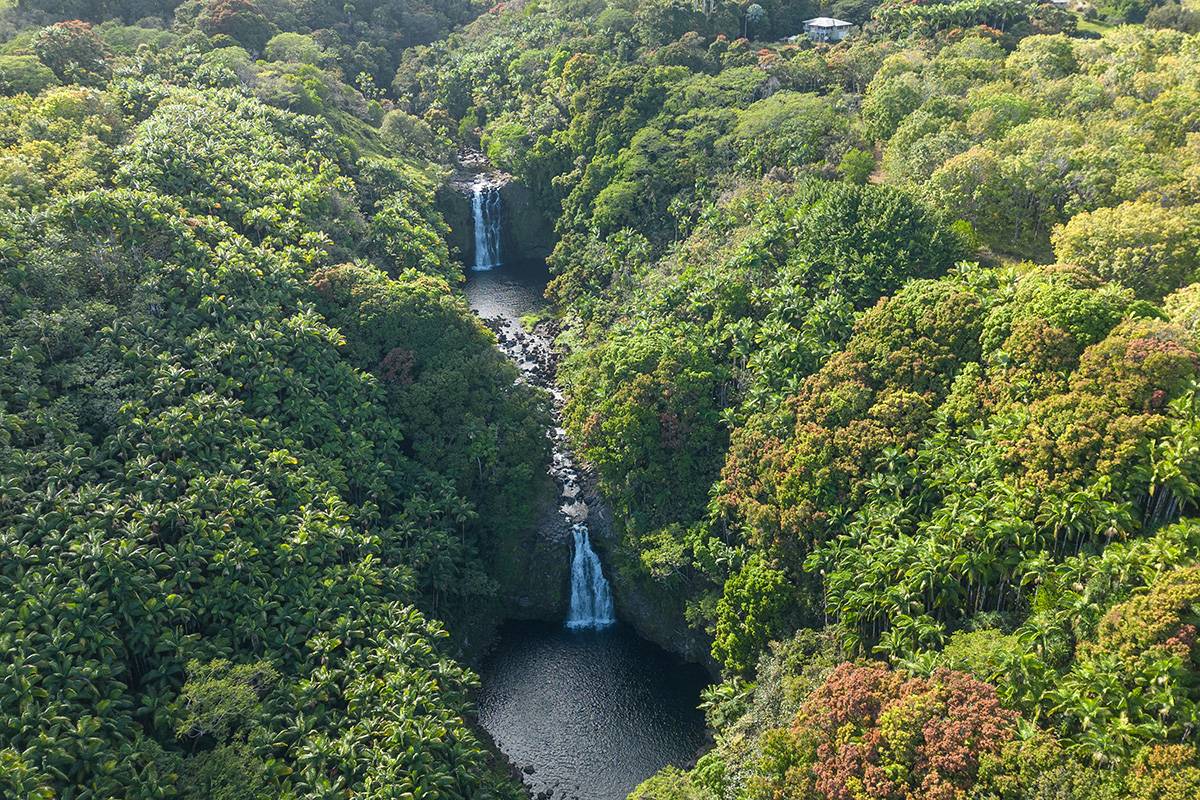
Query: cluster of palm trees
xmin=810 ymin=390 xmax=1200 ymax=761
xmin=873 ymin=0 xmax=1038 ymax=35
xmin=0 ymin=69 xmax=544 ymax=798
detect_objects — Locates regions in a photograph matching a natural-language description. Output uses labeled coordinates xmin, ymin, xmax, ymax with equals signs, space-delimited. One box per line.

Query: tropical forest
xmin=2 ymin=0 xmax=1200 ymax=798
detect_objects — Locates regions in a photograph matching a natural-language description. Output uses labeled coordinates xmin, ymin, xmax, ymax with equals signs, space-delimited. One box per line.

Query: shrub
xmin=32 ymin=20 xmax=110 ymax=86
xmin=0 ymin=55 xmax=59 ymax=95
xmin=263 ymin=31 xmax=323 ymax=64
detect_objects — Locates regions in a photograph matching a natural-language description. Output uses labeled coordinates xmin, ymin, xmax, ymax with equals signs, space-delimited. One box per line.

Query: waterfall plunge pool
xmin=462 ymin=222 xmax=710 ymax=800
xmin=478 ymin=621 xmax=710 ymax=800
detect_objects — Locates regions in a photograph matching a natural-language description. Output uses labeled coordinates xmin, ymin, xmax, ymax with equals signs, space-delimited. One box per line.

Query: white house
xmin=797 ymin=17 xmax=855 ymax=43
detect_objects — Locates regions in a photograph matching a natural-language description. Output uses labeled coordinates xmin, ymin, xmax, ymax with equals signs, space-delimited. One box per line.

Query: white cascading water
xmin=471 ymin=175 xmax=502 ymax=270
xmin=566 ymin=524 xmax=615 ymax=629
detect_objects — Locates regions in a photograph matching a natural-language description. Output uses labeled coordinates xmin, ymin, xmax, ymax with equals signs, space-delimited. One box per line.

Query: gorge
xmin=461 ymin=175 xmax=709 ymax=799
xmin=7 ymin=3 xmax=1200 ymax=799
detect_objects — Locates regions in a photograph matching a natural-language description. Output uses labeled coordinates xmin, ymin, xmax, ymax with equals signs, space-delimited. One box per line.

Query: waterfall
xmin=566 ymin=524 xmax=615 ymax=629
xmin=471 ymin=176 xmax=502 ymax=270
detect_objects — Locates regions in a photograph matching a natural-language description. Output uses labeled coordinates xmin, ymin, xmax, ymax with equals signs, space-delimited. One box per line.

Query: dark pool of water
xmin=464 ymin=258 xmax=550 ymax=322
xmin=477 ymin=621 xmax=710 ymax=800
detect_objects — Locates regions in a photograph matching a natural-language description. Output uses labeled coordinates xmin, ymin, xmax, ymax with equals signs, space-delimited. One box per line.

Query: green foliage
xmin=1147 ymin=2 xmax=1200 ymax=33
xmin=1052 ymin=201 xmax=1200 ymax=300
xmin=563 ymin=324 xmax=726 ymax=532
xmin=263 ymin=31 xmax=324 ymax=64
xmin=14 ymin=0 xmax=185 ymax=21
xmin=873 ymin=0 xmax=1053 ymax=36
xmin=880 ymin=29 xmax=1200 ymax=258
xmin=838 ymin=146 xmax=874 ymax=184
xmin=115 ymin=87 xmax=358 ymax=247
xmin=0 ymin=29 xmax=541 ymax=793
xmin=176 ymin=659 xmax=278 ymax=741
xmin=1126 ymin=745 xmax=1200 ymax=800
xmin=974 ymin=731 xmax=1124 ymax=800
xmin=0 ymin=85 xmax=123 ymax=209
xmin=629 ymin=766 xmax=712 ymax=800
xmin=0 ymin=55 xmax=59 ymax=95
xmin=559 ymin=180 xmax=966 ymax=556
xmin=380 ymin=108 xmax=445 ymax=160
xmin=937 ymin=628 xmax=1024 ymax=683
xmin=1164 ymin=282 xmax=1200 ymax=334
xmin=309 ymin=262 xmax=550 ymax=566
xmin=390 ymin=7 xmax=1200 ymax=796
xmin=1094 ymin=0 xmax=1153 ymax=22
xmin=862 ymin=72 xmax=923 ymax=142
xmin=713 ymin=555 xmax=796 ymax=674
xmin=727 ymin=91 xmax=851 ymax=174
xmin=0 ymin=178 xmax=533 ymax=797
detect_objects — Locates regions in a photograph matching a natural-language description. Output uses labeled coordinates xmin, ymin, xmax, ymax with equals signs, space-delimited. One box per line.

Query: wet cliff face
xmin=436 ymin=184 xmax=475 ymax=266
xmin=437 ymin=178 xmax=555 ymax=269
xmin=579 ymin=480 xmax=720 ymax=676
xmin=492 ymin=473 xmax=573 ymax=621
xmin=446 ymin=472 xmax=569 ymax=662
xmin=498 ymin=181 xmax=554 ymax=261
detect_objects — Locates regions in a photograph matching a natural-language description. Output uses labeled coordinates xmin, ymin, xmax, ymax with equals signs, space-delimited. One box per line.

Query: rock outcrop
xmin=499 ymin=180 xmax=554 ymax=261
xmin=441 ymin=150 xmax=554 ymax=269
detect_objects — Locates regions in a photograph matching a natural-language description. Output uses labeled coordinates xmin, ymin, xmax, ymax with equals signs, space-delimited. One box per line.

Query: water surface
xmin=478 ymin=621 xmax=710 ymax=800
xmin=464 ymin=256 xmax=550 ymax=322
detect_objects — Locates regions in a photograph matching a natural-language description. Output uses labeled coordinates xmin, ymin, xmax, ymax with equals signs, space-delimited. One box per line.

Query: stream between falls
xmin=462 ymin=185 xmax=710 ymax=799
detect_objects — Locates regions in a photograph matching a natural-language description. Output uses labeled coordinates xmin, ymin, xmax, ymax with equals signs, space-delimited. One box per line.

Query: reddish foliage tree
xmin=717 ymin=277 xmax=985 ymax=555
xmin=794 ymin=663 xmax=1018 ymax=800
xmin=1095 ymin=566 xmax=1200 ymax=660
xmin=32 ymin=20 xmax=110 ymax=85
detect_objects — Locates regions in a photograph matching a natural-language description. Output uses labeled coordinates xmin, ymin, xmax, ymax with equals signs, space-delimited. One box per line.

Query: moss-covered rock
xmin=436 ymin=182 xmax=473 ymax=268
xmin=458 ymin=472 xmax=571 ymax=660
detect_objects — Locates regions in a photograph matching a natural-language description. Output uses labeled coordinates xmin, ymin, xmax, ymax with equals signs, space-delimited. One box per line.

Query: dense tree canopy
xmin=388 ymin=3 xmax=1200 ymax=798
xmin=5 ymin=0 xmax=1200 ymax=798
xmin=0 ymin=8 xmax=547 ymax=797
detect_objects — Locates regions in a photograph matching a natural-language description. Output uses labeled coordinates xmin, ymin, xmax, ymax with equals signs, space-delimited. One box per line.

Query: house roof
xmin=803 ymin=17 xmax=854 ymax=27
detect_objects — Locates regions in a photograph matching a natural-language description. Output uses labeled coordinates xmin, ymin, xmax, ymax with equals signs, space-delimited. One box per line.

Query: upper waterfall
xmin=471 ymin=174 xmax=502 ymax=270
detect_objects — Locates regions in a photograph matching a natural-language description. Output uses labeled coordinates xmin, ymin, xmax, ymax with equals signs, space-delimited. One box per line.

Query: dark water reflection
xmin=463 ymin=258 xmax=550 ymax=322
xmin=477 ymin=621 xmax=710 ymax=800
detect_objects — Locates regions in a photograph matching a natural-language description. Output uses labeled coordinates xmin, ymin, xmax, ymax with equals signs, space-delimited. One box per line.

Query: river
xmin=463 ymin=239 xmax=710 ymax=800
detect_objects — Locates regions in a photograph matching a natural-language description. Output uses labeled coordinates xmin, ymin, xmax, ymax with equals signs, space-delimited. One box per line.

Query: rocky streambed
xmin=480 ymin=314 xmax=591 ymax=527
xmin=474 ymin=294 xmax=717 ymax=671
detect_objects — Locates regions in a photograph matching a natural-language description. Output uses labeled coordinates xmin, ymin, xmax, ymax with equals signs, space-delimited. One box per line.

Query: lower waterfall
xmin=566 ymin=524 xmax=614 ymax=629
